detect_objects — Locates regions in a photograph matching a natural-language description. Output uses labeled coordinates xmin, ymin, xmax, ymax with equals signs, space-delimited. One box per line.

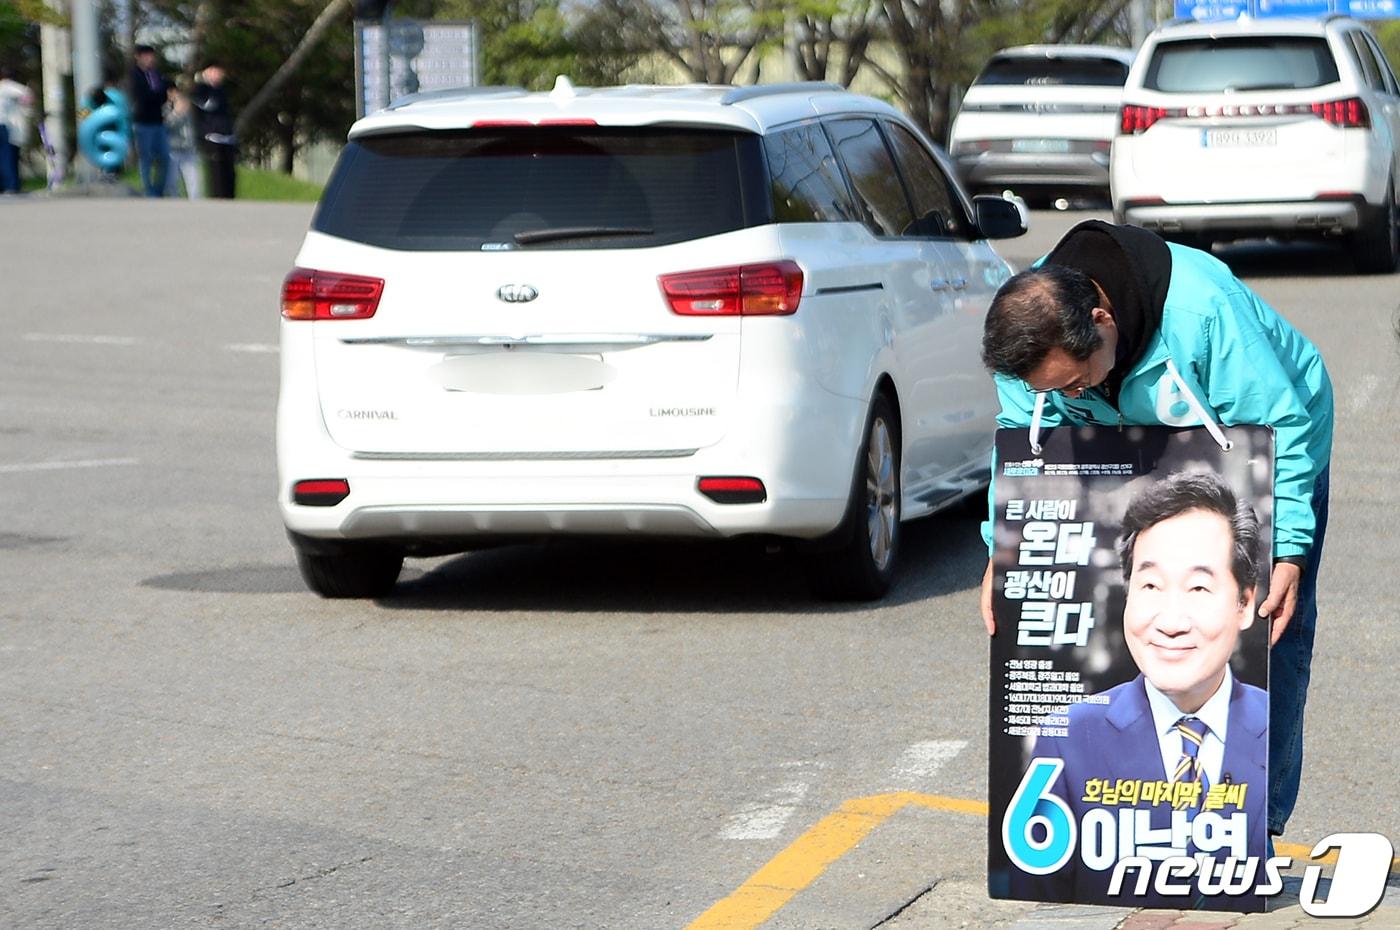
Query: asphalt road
xmin=1 ymin=198 xmax=1396 ymax=930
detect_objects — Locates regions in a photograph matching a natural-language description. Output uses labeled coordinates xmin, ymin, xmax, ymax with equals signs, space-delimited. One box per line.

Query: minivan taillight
xmin=1312 ymin=97 xmax=1369 ymax=129
xmin=1120 ymin=105 xmax=1168 ymax=134
xmin=292 ymin=479 xmax=350 ymax=506
xmin=281 ymin=267 xmax=385 ymax=320
xmin=659 ymin=261 xmax=804 ymax=316
xmin=697 ymin=476 xmax=767 ymax=504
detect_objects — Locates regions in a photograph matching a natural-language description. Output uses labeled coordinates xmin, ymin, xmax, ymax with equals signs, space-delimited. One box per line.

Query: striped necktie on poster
xmin=1174 ymin=716 xmax=1211 ymax=819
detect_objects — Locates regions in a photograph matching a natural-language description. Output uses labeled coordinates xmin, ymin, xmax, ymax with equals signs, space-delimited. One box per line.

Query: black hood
xmin=1043 ymin=220 xmax=1172 ymax=402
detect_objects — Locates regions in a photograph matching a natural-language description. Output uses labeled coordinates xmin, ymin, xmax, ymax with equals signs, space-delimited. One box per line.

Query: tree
xmin=587 ymin=0 xmax=785 ymax=84
xmin=875 ymin=0 xmax=1132 ymax=145
xmin=234 ymin=0 xmax=350 ymax=136
xmin=789 ymin=0 xmax=879 ymax=86
xmin=422 ymin=0 xmax=629 ymax=89
xmin=146 ymin=0 xmax=356 ymax=172
xmin=971 ymin=0 xmax=1133 ymax=50
xmin=0 ymin=1 xmax=47 ymax=87
xmin=875 ymin=0 xmax=980 ymax=146
xmin=1377 ymin=19 xmax=1400 ymax=79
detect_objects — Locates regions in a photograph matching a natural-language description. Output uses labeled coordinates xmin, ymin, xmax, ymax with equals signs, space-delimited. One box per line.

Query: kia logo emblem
xmin=496 ymin=284 xmax=539 ymax=303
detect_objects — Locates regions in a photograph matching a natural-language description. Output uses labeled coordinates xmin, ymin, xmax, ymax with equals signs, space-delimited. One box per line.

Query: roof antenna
xmin=551 ymin=75 xmax=576 ymax=99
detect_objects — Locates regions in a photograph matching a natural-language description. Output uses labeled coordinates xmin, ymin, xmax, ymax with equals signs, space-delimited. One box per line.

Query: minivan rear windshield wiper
xmin=513 ymin=226 xmax=654 ymax=245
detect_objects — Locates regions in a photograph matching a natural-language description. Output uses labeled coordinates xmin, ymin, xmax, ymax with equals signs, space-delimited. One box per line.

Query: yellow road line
xmin=1278 ymin=841 xmax=1330 ymax=863
xmin=687 ymin=791 xmax=1395 ymax=930
xmin=1275 ymin=840 xmax=1400 ymax=869
xmin=685 ymin=792 xmax=979 ymax=930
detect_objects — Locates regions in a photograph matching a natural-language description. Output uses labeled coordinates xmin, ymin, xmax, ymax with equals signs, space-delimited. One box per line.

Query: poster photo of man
xmin=987 ymin=425 xmax=1274 ymax=912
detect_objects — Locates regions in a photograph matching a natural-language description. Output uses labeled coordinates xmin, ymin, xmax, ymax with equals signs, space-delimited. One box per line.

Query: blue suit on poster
xmin=1016 ymin=674 xmax=1267 ymax=908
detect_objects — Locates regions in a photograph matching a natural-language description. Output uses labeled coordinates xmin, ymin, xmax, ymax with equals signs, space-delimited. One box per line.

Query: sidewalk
xmin=887 ymin=875 xmax=1400 ymax=929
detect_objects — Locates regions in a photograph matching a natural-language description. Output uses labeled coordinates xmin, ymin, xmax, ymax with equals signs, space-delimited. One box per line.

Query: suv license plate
xmin=1202 ymin=128 xmax=1277 ymax=148
xmin=1012 ymin=138 xmax=1071 ymax=154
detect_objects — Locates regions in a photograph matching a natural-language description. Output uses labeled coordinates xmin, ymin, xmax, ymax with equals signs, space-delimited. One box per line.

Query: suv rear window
xmin=973 ymin=56 xmax=1129 ymax=87
xmin=1144 ymin=37 xmax=1340 ymax=93
xmin=313 ymin=127 xmax=766 ymax=250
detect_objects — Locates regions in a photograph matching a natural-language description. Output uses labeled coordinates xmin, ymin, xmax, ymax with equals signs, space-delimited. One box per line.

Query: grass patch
xmin=236 ymin=166 xmax=324 ymax=202
xmin=16 ymin=163 xmax=323 ymax=202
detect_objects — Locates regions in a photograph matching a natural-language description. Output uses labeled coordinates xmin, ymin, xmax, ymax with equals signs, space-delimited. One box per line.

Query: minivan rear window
xmin=973 ymin=56 xmax=1130 ymax=87
xmin=1144 ymin=37 xmax=1340 ymax=93
xmin=313 ymin=127 xmax=766 ymax=250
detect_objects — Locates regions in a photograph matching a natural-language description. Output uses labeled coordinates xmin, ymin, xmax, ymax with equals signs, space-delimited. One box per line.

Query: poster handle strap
xmin=1029 ymin=391 xmax=1046 ymax=456
xmin=1165 ymin=358 xmax=1232 ymax=452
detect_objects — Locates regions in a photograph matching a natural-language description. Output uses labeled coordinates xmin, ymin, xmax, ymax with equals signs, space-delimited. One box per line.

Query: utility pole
xmin=70 ymin=0 xmax=101 ymax=108
xmin=70 ymin=0 xmax=102 ymax=181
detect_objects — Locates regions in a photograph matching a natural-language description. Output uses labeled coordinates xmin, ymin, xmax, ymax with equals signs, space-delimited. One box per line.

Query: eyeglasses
xmin=1030 ymin=374 xmax=1093 ymax=397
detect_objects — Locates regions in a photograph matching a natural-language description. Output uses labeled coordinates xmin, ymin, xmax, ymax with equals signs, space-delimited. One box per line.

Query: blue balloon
xmin=78 ymin=94 xmax=130 ymax=172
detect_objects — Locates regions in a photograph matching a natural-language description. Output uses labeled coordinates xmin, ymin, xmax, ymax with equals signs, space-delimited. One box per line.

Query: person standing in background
xmin=0 ymin=66 xmax=35 ymax=194
xmin=164 ymin=83 xmax=202 ymax=198
xmin=192 ymin=63 xmax=236 ymax=199
xmin=127 ymin=44 xmax=171 ymax=197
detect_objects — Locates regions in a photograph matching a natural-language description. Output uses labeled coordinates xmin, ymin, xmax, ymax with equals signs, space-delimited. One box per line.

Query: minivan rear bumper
xmin=278 ymin=390 xmax=867 ymax=545
xmin=280 ymin=464 xmax=850 ymax=543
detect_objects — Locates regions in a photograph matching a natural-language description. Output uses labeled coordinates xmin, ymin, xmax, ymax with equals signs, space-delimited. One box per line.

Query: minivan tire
xmin=1352 ymin=182 xmax=1398 ymax=275
xmin=807 ymin=394 xmax=901 ymax=602
xmin=295 ymin=545 xmax=404 ymax=599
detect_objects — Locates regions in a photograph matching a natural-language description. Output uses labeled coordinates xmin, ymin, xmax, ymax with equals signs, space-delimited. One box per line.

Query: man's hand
xmin=1259 ymin=560 xmax=1303 ymax=646
xmin=980 ymin=559 xmax=996 ymax=636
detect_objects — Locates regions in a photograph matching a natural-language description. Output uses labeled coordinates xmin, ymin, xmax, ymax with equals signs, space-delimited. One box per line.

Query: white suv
xmin=277 ymin=80 xmax=1026 ymax=601
xmin=948 ymin=45 xmax=1135 ymax=204
xmin=1111 ymin=15 xmax=1400 ymax=272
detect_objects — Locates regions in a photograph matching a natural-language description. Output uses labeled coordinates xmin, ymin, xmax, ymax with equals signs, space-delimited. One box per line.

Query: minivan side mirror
xmin=972 ymin=194 xmax=1029 ymax=240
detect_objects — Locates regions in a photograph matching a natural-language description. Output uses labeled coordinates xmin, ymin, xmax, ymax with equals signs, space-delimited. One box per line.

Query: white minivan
xmin=277 ymin=80 xmax=1026 ymax=601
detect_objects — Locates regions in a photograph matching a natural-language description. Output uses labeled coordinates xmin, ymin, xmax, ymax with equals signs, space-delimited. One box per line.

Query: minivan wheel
xmin=295 ymin=545 xmax=404 ymax=599
xmin=1352 ymin=181 xmax=1399 ymax=275
xmin=807 ymin=394 xmax=901 ymax=602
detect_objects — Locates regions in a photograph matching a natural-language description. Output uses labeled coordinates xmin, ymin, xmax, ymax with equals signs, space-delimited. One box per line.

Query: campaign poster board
xmin=987 ymin=425 xmax=1274 ymax=912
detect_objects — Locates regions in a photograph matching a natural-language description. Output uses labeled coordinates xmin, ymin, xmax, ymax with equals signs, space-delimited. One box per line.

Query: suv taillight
xmin=659 ymin=261 xmax=804 ymax=316
xmin=1120 ymin=105 xmax=1168 ymax=134
xmin=1312 ymin=97 xmax=1369 ymax=129
xmin=1121 ymin=97 xmax=1371 ymax=134
xmin=281 ymin=267 xmax=385 ymax=320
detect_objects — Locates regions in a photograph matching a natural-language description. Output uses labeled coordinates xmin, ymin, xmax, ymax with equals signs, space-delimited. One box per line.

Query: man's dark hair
xmin=981 ymin=264 xmax=1102 ymax=379
xmin=135 ymin=44 xmax=156 ymax=56
xmin=1117 ymin=470 xmax=1262 ymax=605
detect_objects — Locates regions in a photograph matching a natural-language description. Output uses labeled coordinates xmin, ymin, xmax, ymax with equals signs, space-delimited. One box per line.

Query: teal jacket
xmin=983 ymin=242 xmax=1333 ymax=560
